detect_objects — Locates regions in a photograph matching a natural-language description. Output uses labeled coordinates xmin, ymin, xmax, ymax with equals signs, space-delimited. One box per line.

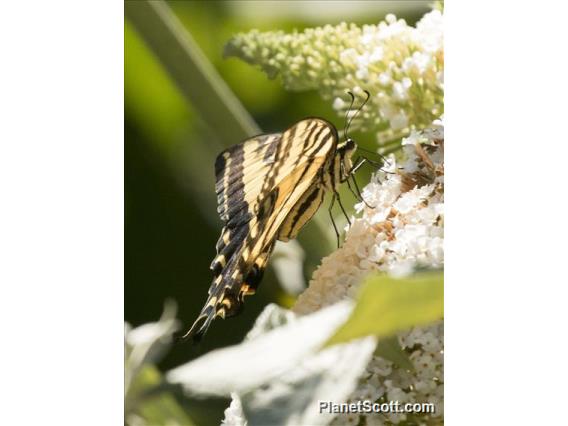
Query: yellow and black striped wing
xmin=277 ymin=183 xmax=325 ymax=242
xmin=183 ymin=118 xmax=338 ymax=340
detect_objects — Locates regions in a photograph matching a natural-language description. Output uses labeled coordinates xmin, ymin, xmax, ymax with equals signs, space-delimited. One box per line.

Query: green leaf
xmin=374 ymin=336 xmax=414 ymax=371
xmin=128 ymin=366 xmax=196 ymax=426
xmin=326 ymin=271 xmax=443 ymax=346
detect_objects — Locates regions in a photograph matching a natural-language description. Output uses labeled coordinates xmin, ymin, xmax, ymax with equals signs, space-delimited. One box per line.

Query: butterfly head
xmin=337 ymin=138 xmax=357 ymax=163
xmin=343 ymin=137 xmax=356 ymax=153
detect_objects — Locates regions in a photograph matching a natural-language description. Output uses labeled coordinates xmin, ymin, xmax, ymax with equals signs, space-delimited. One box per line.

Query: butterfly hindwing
xmin=277 ymin=183 xmax=325 ymax=242
xmin=215 ymin=134 xmax=280 ymax=225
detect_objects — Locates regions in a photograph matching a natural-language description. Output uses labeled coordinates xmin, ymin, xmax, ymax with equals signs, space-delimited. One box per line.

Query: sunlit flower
xmin=225 ymin=10 xmax=444 ymax=144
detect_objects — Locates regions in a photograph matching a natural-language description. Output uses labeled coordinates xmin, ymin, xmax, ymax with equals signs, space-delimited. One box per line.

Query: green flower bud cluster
xmin=225 ymin=10 xmax=444 ymax=146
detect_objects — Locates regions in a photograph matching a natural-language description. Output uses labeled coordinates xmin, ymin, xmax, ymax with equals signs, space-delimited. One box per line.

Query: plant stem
xmin=125 ymin=0 xmax=260 ymax=144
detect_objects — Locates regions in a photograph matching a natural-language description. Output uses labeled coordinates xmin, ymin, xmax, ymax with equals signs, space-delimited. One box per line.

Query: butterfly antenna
xmin=343 ymin=91 xmax=356 ymax=142
xmin=345 ymin=90 xmax=371 ymax=139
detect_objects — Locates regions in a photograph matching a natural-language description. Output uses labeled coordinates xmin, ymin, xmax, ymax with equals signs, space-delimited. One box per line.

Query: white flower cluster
xmin=225 ymin=9 xmax=444 ymax=144
xmin=294 ymin=122 xmax=444 ymax=425
xmin=294 ymin=123 xmax=444 ymax=315
xmin=341 ymin=321 xmax=444 ymax=426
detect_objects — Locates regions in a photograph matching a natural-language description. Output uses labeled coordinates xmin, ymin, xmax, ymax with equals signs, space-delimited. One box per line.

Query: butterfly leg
xmin=344 ymin=159 xmax=365 ymax=204
xmin=346 ymin=177 xmax=362 ymax=202
xmin=351 ymin=173 xmax=375 ymax=209
xmin=345 ymin=175 xmax=374 ymax=209
xmin=328 ymin=194 xmax=341 ymax=248
xmin=335 ymin=191 xmax=351 ymax=227
xmin=351 ymin=156 xmax=367 ymax=174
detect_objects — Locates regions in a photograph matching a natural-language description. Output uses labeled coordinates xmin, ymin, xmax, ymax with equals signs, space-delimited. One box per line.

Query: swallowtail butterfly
xmin=183 ymin=92 xmax=372 ymax=341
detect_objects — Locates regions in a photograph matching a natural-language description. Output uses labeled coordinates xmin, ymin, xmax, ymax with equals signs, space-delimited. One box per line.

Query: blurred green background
xmin=125 ymin=1 xmax=431 ymax=423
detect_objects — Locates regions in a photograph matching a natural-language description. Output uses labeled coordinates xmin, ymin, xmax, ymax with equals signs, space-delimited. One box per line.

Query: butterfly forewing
xmin=183 ymin=118 xmax=339 ymax=340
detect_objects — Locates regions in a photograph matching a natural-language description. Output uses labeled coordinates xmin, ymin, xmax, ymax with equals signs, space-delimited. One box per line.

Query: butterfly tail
xmin=180 ymin=299 xmax=217 ymax=342
xmin=181 ymin=236 xmax=275 ymax=342
xmin=181 ymin=273 xmax=244 ymax=342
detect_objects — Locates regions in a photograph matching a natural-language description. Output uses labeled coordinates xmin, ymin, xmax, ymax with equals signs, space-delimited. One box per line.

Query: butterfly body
xmin=184 ymin=117 xmax=357 ymax=340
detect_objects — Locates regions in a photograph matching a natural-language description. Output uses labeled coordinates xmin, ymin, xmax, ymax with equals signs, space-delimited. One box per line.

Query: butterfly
xmin=182 ymin=91 xmax=373 ymax=341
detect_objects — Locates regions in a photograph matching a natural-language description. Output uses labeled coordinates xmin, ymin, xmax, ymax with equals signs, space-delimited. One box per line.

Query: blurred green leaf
xmin=124 ymin=20 xmax=193 ymax=150
xmin=125 ymin=0 xmax=260 ymax=145
xmin=326 ymin=271 xmax=443 ymax=346
xmin=374 ymin=336 xmax=414 ymax=372
xmin=127 ymin=366 xmax=196 ymax=426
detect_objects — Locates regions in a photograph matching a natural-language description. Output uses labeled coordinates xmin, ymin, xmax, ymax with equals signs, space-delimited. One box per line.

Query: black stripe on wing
xmin=277 ymin=183 xmax=325 ymax=242
xmin=215 ymin=134 xmax=280 ymax=224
